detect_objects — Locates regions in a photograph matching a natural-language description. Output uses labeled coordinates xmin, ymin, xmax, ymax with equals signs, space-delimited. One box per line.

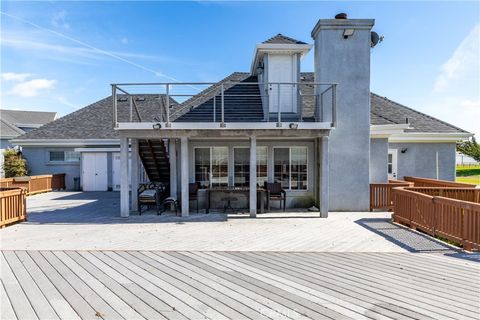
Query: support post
xmin=319 ymin=135 xmax=329 ymax=218
xmin=120 ymin=137 xmax=130 ymax=217
xmin=180 ymin=137 xmax=189 ymax=217
xmin=249 ymin=136 xmax=257 ymax=217
xmin=170 ymin=139 xmax=178 ymax=199
xmin=131 ymin=138 xmax=139 ymax=212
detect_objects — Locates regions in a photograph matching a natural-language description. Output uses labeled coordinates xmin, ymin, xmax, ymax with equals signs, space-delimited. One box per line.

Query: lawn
xmin=456 ymin=165 xmax=480 ymax=186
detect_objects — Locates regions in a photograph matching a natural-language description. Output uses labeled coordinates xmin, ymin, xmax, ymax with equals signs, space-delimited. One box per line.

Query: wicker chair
xmin=138 ymin=183 xmax=166 ymax=215
xmin=189 ymin=182 xmax=200 ymax=213
xmin=264 ymin=182 xmax=286 ymax=211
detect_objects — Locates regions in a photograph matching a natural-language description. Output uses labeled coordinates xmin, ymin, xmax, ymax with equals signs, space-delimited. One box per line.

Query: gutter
xmin=10 ymin=139 xmax=121 ymax=147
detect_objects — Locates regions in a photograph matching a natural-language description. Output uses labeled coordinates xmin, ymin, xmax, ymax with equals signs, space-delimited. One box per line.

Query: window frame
xmin=193 ymin=146 xmax=229 ymax=188
xmin=273 ymin=146 xmax=308 ymax=191
xmin=47 ymin=150 xmax=80 ymax=164
xmin=233 ymin=146 xmax=268 ymax=188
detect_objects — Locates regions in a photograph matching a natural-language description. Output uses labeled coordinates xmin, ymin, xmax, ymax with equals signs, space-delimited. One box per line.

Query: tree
xmin=457 ymin=137 xmax=480 ymax=162
xmin=2 ymin=149 xmax=28 ymax=178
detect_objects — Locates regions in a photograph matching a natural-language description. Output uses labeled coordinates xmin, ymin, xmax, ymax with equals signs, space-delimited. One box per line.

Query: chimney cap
xmin=335 ymin=13 xmax=348 ymax=19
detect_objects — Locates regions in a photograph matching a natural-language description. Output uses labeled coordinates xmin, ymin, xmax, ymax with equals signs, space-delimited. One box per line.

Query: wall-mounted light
xmin=343 ymin=29 xmax=355 ymax=39
xmin=152 ymin=123 xmax=162 ymax=130
xmin=401 ymin=148 xmax=408 ymax=153
xmin=289 ymin=123 xmax=298 ymax=129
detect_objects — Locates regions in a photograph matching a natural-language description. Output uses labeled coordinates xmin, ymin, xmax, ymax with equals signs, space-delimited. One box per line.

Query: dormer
xmin=251 ymin=34 xmax=312 ymax=116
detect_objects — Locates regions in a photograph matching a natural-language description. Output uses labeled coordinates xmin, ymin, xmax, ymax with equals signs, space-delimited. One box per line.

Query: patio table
xmin=205 ymin=187 xmax=266 ymax=214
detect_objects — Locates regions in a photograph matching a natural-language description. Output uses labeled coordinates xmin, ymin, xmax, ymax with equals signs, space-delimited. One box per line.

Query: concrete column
xmin=169 ymin=139 xmax=177 ymax=199
xmin=249 ymin=136 xmax=257 ymax=217
xmin=130 ymin=138 xmax=139 ymax=212
xmin=319 ymin=136 xmax=329 ymax=218
xmin=120 ymin=137 xmax=129 ymax=217
xmin=180 ymin=137 xmax=189 ymax=217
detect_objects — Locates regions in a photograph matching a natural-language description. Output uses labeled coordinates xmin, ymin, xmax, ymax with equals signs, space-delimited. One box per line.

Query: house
xmin=12 ymin=15 xmax=472 ymax=217
xmin=0 ymin=109 xmax=57 ymax=177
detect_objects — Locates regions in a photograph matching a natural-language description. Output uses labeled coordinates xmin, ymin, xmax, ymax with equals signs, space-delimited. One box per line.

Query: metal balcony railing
xmin=111 ymin=81 xmax=337 ymax=128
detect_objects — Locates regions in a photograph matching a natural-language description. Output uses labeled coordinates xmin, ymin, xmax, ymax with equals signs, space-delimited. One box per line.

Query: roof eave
xmin=250 ymin=43 xmax=312 ymax=75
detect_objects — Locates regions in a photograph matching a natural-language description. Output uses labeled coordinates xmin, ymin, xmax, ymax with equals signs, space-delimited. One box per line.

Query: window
xmin=49 ymin=151 xmax=80 ymax=162
xmin=274 ymin=147 xmax=307 ymax=190
xmin=194 ymin=147 xmax=228 ymax=188
xmin=233 ymin=147 xmax=268 ymax=187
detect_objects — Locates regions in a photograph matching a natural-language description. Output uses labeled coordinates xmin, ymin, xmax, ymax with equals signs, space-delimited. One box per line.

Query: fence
xmin=0 ymin=174 xmax=65 ymax=195
xmin=392 ymin=187 xmax=480 ymax=251
xmin=404 ymin=176 xmax=477 ymax=188
xmin=0 ymin=187 xmax=27 ymax=228
xmin=369 ymin=179 xmax=414 ymax=211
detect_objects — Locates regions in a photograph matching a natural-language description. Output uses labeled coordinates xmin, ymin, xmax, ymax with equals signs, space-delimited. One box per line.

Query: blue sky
xmin=1 ymin=1 xmax=479 ymax=136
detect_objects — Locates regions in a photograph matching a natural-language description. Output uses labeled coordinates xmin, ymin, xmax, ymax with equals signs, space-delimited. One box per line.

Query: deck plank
xmin=3 ymin=251 xmax=59 ymax=320
xmin=14 ymin=251 xmax=81 ymax=320
xmin=1 ymin=250 xmax=479 ymax=320
xmin=0 ymin=253 xmax=38 ymax=320
xmin=0 ymin=280 xmax=18 ymax=320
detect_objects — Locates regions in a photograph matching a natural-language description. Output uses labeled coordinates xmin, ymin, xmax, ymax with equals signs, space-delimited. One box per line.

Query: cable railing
xmin=112 ymin=81 xmax=337 ymax=129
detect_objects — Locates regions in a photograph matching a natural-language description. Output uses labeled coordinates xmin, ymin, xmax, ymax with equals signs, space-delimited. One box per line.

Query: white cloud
xmin=51 ymin=10 xmax=70 ymax=30
xmin=10 ymin=79 xmax=57 ymax=97
xmin=121 ymin=37 xmax=128 ymax=44
xmin=56 ymin=96 xmax=77 ymax=109
xmin=1 ymin=72 xmax=32 ymax=81
xmin=434 ymin=24 xmax=480 ymax=92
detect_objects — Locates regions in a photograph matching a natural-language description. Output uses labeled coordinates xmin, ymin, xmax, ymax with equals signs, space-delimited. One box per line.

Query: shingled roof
xmin=14 ymin=72 xmax=467 ymax=141
xmin=262 ymin=34 xmax=307 ymax=45
xmin=0 ymin=119 xmax=25 ymax=138
xmin=0 ymin=109 xmax=57 ymax=126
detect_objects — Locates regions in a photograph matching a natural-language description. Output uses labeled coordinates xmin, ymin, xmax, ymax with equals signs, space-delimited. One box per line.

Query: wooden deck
xmin=1 ymin=250 xmax=479 ymax=320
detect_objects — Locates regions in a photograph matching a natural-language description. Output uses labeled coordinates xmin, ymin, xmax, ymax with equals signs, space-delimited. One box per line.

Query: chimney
xmin=311 ymin=14 xmax=375 ymax=211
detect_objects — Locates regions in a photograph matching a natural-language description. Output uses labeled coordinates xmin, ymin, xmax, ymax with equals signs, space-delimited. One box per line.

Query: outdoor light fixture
xmin=152 ymin=123 xmax=162 ymax=130
xmin=289 ymin=123 xmax=298 ymax=129
xmin=343 ymin=29 xmax=355 ymax=39
xmin=401 ymin=148 xmax=408 ymax=153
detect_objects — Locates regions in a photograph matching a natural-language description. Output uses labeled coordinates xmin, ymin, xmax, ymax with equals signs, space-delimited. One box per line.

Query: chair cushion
xmin=139 ymin=189 xmax=156 ymax=198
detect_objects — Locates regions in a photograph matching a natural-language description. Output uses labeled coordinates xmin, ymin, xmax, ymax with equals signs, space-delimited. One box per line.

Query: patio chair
xmin=264 ymin=182 xmax=286 ymax=211
xmin=189 ymin=182 xmax=200 ymax=213
xmin=138 ymin=183 xmax=166 ymax=215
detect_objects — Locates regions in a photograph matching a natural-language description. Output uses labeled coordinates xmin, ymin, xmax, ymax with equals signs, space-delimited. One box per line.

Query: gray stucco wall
xmin=370 ymin=138 xmax=388 ymax=183
xmin=22 ymin=147 xmax=81 ymax=190
xmin=389 ymin=142 xmax=457 ymax=181
xmin=313 ymin=19 xmax=374 ymax=211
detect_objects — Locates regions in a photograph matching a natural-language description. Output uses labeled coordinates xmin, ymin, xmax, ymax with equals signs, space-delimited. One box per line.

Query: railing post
xmin=332 ymin=84 xmax=337 ymax=127
xmin=276 ymin=83 xmax=281 ymax=127
xmin=213 ymin=95 xmax=216 ymax=122
xmin=129 ymin=95 xmax=133 ymax=122
xmin=165 ymin=84 xmax=171 ymax=127
xmin=220 ymin=84 xmax=225 ymax=127
xmin=112 ymin=84 xmax=117 ymax=127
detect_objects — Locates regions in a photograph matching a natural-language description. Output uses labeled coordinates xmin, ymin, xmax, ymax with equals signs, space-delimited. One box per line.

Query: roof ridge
xmin=263 ymin=33 xmax=307 ymax=45
xmin=371 ymin=92 xmax=468 ymax=133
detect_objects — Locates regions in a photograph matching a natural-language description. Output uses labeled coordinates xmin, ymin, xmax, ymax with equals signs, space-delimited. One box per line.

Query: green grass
xmin=456 ymin=165 xmax=480 ymax=186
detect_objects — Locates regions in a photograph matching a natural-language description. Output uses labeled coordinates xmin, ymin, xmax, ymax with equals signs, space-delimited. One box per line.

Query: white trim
xmin=116 ymin=122 xmax=332 ymax=131
xmin=250 ymin=43 xmax=312 ymax=74
xmin=11 ymin=139 xmax=120 ymax=146
xmin=389 ymin=132 xmax=472 ymax=143
xmin=74 ymin=147 xmax=121 ymax=153
xmin=370 ymin=124 xmax=409 ymax=138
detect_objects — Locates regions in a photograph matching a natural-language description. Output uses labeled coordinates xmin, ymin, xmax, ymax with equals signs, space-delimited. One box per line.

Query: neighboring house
xmin=12 ymin=15 xmax=472 ymax=217
xmin=0 ymin=109 xmax=57 ymax=177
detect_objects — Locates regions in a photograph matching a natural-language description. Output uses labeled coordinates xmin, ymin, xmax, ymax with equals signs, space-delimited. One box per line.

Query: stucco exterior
xmin=312 ymin=19 xmax=374 ymax=211
xmin=370 ymin=138 xmax=388 ymax=183
xmin=388 ymin=142 xmax=457 ymax=181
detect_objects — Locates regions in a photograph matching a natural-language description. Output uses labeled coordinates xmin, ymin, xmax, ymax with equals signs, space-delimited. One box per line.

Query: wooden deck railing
xmin=0 ymin=174 xmax=65 ymax=195
xmin=0 ymin=187 xmax=27 ymax=228
xmin=403 ymin=187 xmax=480 ymax=203
xmin=404 ymin=176 xmax=477 ymax=188
xmin=370 ymin=180 xmax=413 ymax=211
xmin=392 ymin=187 xmax=480 ymax=251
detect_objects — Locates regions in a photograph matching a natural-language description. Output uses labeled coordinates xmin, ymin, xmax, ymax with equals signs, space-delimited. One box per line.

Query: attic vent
xmin=136 ymin=97 xmax=146 ymax=101
xmin=117 ymin=97 xmax=128 ymax=102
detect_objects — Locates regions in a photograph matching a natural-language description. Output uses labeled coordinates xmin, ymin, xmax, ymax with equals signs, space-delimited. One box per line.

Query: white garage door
xmin=82 ymin=153 xmax=108 ymax=191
